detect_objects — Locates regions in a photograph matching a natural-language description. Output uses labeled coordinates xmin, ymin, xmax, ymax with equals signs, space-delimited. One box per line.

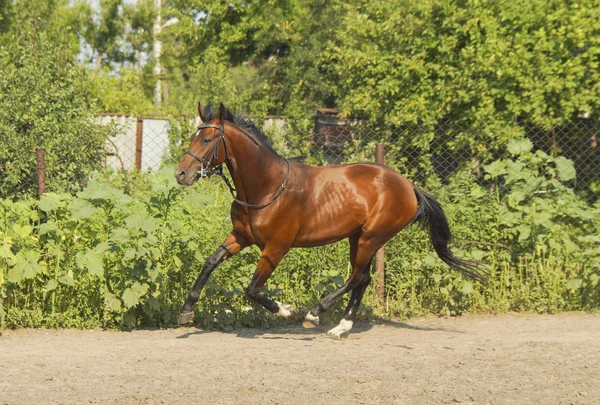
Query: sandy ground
xmin=0 ymin=314 xmax=599 ymax=405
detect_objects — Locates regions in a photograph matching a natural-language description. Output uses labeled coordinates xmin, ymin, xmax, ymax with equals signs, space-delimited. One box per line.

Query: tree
xmin=0 ymin=0 xmax=82 ymax=54
xmin=80 ymin=0 xmax=126 ymax=72
xmin=0 ymin=21 xmax=114 ymax=199
xmin=326 ymin=0 xmax=600 ymax=130
xmin=123 ymin=0 xmax=155 ymax=74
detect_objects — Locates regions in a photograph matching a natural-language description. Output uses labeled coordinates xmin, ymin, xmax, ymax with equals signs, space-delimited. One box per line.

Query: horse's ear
xmin=198 ymin=102 xmax=208 ymax=122
xmin=216 ymin=102 xmax=232 ymax=123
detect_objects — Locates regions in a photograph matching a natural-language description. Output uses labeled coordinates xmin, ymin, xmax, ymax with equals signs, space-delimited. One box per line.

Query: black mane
xmin=202 ymin=103 xmax=278 ymax=155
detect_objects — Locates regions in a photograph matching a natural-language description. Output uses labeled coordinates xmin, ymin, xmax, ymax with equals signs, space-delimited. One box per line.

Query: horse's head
xmin=175 ymin=103 xmax=234 ymax=186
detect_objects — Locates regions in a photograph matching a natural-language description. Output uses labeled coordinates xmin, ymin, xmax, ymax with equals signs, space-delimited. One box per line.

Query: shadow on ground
xmin=175 ymin=317 xmax=463 ymax=340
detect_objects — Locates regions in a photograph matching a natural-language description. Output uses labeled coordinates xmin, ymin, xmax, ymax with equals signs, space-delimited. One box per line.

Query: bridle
xmin=184 ymin=122 xmax=290 ymax=210
xmin=184 ymin=122 xmax=229 ymax=179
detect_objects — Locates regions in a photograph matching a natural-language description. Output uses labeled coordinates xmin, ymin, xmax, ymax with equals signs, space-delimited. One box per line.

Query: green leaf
xmin=78 ymin=249 xmax=104 ymax=277
xmin=461 ymin=281 xmax=473 ymax=295
xmin=122 ymin=288 xmax=139 ymax=309
xmin=507 ymin=138 xmax=533 ymax=155
xmin=148 ymin=295 xmax=161 ymax=311
xmin=517 ymin=224 xmax=531 ymax=242
xmin=424 ymin=254 xmax=436 ymax=266
xmin=14 ymin=250 xmax=41 ymax=279
xmin=71 ymin=199 xmax=97 ymax=220
xmin=507 ymin=191 xmax=526 ymax=208
xmin=45 ymin=279 xmax=58 ymax=291
xmin=105 ymin=292 xmax=122 ymax=312
xmin=110 ymin=228 xmax=130 ymax=243
xmin=125 ymin=213 xmax=158 ymax=234
xmin=131 ymin=281 xmax=149 ymax=297
xmin=58 ymin=275 xmax=74 ymax=286
xmin=124 ymin=248 xmax=139 ymax=260
xmin=184 ymin=191 xmax=215 ymax=210
xmin=554 ymin=157 xmax=576 ymax=182
xmin=533 ymin=212 xmax=552 ymax=228
xmin=94 ymin=242 xmax=111 ymax=253
xmin=484 ymin=160 xmax=507 ymax=178
xmin=8 ymin=266 xmax=24 ymax=283
xmin=0 ymin=242 xmax=15 ymax=260
xmin=469 ymin=186 xmax=486 ymax=199
xmin=12 ymin=224 xmax=33 ymax=239
xmin=38 ymin=193 xmax=64 ymax=212
xmin=38 ymin=222 xmax=58 ymax=235
xmin=566 ymin=278 xmax=583 ymax=290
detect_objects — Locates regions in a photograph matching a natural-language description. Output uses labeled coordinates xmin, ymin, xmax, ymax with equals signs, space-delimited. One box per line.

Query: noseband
xmin=184 ymin=122 xmax=290 ymax=210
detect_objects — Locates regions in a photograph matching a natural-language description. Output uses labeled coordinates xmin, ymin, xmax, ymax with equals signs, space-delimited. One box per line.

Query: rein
xmin=185 ymin=123 xmax=290 ymax=210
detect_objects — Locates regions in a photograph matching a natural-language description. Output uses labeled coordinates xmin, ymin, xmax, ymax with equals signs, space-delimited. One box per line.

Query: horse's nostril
xmin=176 ymin=169 xmax=186 ymax=180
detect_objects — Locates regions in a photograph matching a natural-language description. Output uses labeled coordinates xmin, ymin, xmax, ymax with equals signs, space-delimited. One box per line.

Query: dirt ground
xmin=0 ymin=314 xmax=598 ymax=405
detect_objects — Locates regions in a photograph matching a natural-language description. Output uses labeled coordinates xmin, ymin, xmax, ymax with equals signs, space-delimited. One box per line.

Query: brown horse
xmin=175 ymin=103 xmax=485 ymax=337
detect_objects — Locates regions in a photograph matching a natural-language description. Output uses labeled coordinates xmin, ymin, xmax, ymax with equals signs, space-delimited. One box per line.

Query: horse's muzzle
xmin=175 ymin=168 xmax=196 ymax=186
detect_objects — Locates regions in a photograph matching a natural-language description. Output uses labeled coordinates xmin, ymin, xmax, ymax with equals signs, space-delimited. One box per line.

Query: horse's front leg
xmin=178 ymin=231 xmax=250 ymax=324
xmin=245 ymin=245 xmax=293 ymax=317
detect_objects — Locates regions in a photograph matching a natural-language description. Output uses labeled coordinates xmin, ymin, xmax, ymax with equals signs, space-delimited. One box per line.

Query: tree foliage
xmin=326 ymin=0 xmax=600 ymax=128
xmin=0 ymin=22 xmax=114 ymax=199
xmin=80 ymin=0 xmax=127 ymax=71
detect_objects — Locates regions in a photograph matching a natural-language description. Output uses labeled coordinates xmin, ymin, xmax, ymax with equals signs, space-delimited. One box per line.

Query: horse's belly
xmin=292 ymin=210 xmax=364 ymax=247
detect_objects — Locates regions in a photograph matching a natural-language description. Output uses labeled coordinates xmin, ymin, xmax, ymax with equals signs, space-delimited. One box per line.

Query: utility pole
xmin=153 ymin=1 xmax=178 ymax=108
xmin=153 ymin=0 xmax=162 ymax=107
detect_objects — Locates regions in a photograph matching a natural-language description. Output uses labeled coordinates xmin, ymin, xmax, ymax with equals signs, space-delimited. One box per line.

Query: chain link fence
xmin=100 ymin=114 xmax=187 ymax=172
xmin=97 ymin=112 xmax=600 ymax=203
xmin=311 ymin=115 xmax=600 ymax=203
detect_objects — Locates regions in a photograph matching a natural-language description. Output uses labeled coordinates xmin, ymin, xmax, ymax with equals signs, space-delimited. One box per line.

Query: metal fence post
xmin=136 ymin=115 xmax=144 ymax=170
xmin=36 ymin=148 xmax=46 ymax=198
xmin=375 ymin=143 xmax=385 ymax=305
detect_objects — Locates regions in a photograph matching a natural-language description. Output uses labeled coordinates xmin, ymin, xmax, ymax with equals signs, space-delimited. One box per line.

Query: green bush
xmin=0 ymin=32 xmax=114 ymax=200
xmin=1 ymin=150 xmax=598 ymax=329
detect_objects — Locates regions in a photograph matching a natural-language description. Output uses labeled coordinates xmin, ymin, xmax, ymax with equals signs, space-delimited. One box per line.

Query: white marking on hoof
xmin=302 ymin=312 xmax=320 ymax=328
xmin=327 ymin=319 xmax=353 ymax=338
xmin=275 ymin=302 xmax=294 ymax=318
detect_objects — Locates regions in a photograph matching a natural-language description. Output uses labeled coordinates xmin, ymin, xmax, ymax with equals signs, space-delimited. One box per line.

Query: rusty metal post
xmin=135 ymin=116 xmax=144 ymax=170
xmin=36 ymin=148 xmax=46 ymax=198
xmin=375 ymin=143 xmax=385 ymax=304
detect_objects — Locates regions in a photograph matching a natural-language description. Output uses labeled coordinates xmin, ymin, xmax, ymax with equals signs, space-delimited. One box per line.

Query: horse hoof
xmin=178 ymin=311 xmax=194 ymax=325
xmin=302 ymin=320 xmax=318 ymax=329
xmin=275 ymin=302 xmax=295 ymax=319
xmin=326 ymin=319 xmax=353 ymax=338
xmin=326 ymin=329 xmax=345 ymax=339
xmin=302 ymin=313 xmax=320 ymax=329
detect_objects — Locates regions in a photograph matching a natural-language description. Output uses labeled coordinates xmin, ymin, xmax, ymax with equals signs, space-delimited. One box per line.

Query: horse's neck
xmin=224 ymin=126 xmax=285 ymax=204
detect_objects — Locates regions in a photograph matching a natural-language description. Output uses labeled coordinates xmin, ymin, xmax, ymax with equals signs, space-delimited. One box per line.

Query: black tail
xmin=413 ymin=188 xmax=488 ymax=285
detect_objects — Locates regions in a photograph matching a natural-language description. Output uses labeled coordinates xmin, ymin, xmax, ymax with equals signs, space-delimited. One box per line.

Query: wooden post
xmin=135 ymin=115 xmax=144 ymax=170
xmin=36 ymin=148 xmax=46 ymax=198
xmin=375 ymin=143 xmax=385 ymax=304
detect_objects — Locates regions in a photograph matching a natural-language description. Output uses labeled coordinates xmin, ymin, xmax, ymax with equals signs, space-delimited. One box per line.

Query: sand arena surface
xmin=1 ymin=313 xmax=598 ymax=404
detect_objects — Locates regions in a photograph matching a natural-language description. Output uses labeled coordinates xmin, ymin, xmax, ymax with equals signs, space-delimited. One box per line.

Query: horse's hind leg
xmin=245 ymin=245 xmax=293 ymax=316
xmin=327 ymin=259 xmax=373 ymax=337
xmin=178 ymin=231 xmax=249 ymax=324
xmin=303 ymin=234 xmax=378 ymax=336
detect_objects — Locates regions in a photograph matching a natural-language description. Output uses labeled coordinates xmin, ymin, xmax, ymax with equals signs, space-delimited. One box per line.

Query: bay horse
xmin=175 ymin=103 xmax=485 ymax=337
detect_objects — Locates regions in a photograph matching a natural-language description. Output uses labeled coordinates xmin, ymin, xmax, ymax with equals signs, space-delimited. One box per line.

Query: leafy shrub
xmin=1 ymin=150 xmax=598 ymax=329
xmin=0 ymin=31 xmax=115 ymax=200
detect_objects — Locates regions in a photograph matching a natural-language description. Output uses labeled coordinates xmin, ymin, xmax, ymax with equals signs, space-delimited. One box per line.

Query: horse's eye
xmin=203 ymin=138 xmax=211 ymax=144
